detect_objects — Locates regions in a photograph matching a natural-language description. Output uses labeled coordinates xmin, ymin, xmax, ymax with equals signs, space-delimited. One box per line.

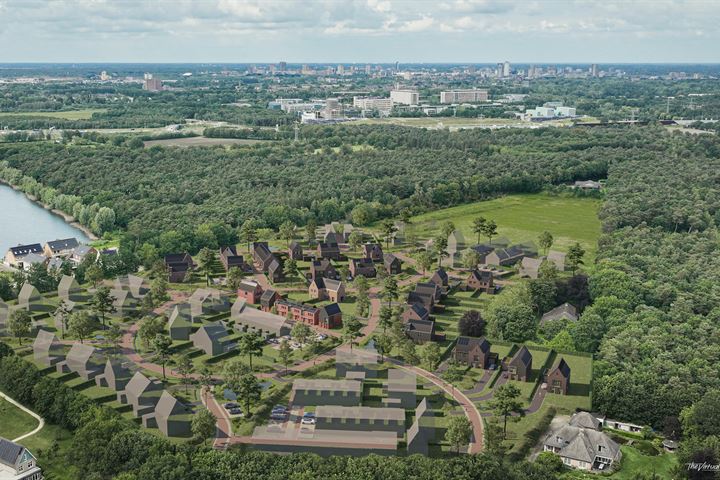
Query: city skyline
xmin=0 ymin=0 xmax=719 ymax=63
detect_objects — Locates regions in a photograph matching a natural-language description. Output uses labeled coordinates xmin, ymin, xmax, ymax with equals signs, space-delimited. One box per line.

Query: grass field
xmin=407 ymin=193 xmax=602 ymax=260
xmin=0 ymin=109 xmax=106 ymax=120
xmin=21 ymin=423 xmax=78 ymax=480
xmin=607 ymin=446 xmax=678 ymax=479
xmin=143 ymin=136 xmax=271 ymax=147
xmin=0 ymin=397 xmax=39 ymax=440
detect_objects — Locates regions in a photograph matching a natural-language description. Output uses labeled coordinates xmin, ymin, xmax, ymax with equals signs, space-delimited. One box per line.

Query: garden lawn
xmin=0 ymin=396 xmax=39 ymax=440
xmin=406 ymin=193 xmax=602 ymax=260
xmin=607 ymin=446 xmax=678 ymax=479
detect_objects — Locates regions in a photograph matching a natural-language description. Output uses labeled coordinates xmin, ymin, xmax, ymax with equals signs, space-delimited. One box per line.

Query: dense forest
xmin=0 ymin=125 xmax=624 ymax=249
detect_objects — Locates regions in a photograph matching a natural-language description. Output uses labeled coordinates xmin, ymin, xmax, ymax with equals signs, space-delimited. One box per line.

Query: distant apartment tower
xmin=440 ymin=89 xmax=489 ymax=104
xmin=337 ymin=64 xmax=345 ymax=75
xmin=143 ymin=73 xmax=163 ymax=92
xmin=353 ymin=96 xmax=393 ymax=114
xmin=390 ymin=88 xmax=419 ymax=106
xmin=591 ymin=64 xmax=598 ymax=77
xmin=503 ymin=61 xmax=511 ymax=77
xmin=365 ymin=64 xmax=372 ymax=75
xmin=278 ymin=61 xmax=287 ymax=72
xmin=323 ymin=98 xmax=343 ymax=119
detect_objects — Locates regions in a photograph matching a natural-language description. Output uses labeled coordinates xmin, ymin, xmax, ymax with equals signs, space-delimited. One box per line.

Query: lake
xmin=0 ymin=184 xmax=90 ymax=255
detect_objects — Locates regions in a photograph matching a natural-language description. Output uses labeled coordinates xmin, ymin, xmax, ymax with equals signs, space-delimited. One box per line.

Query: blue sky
xmin=0 ymin=0 xmax=718 ymax=63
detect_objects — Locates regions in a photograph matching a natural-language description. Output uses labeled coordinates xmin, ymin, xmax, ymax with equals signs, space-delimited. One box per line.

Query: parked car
xmin=272 ymin=405 xmax=288 ymax=412
xmin=229 ymin=408 xmax=244 ymax=416
xmin=301 ymin=412 xmax=316 ymax=425
xmin=223 ymin=402 xmax=239 ymax=409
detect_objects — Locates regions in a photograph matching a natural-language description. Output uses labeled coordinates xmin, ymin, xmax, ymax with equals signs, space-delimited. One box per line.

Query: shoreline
xmin=0 ymin=179 xmax=99 ymax=241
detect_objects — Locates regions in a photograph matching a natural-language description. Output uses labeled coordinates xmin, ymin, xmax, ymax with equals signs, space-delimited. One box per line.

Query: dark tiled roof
xmin=260 ymin=289 xmax=277 ymax=303
xmin=470 ymin=269 xmax=493 ymax=281
xmin=407 ymin=318 xmax=434 ymax=334
xmin=510 ymin=345 xmax=532 ymax=367
xmin=322 ymin=303 xmax=342 ymax=316
xmin=9 ymin=243 xmax=42 ymax=256
xmin=552 ymin=358 xmax=571 ymax=378
xmin=47 ymin=237 xmax=79 ymax=250
xmin=471 ymin=244 xmax=495 ymax=255
xmin=237 ymin=282 xmax=259 ymax=292
xmin=0 ymin=438 xmax=24 ymax=467
xmin=456 ymin=336 xmax=490 ymax=353
xmin=407 ymin=303 xmax=429 ymax=320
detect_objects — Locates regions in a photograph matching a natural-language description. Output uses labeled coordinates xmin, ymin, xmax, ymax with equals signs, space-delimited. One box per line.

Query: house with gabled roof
xmin=267 ymin=258 xmax=283 ymax=283
xmin=33 ymin=329 xmax=64 ymax=367
xmin=384 ymin=369 xmax=416 ymax=409
xmin=288 ymin=241 xmax=303 ymax=261
xmin=4 ymin=243 xmax=43 ymax=269
xmin=143 ymin=391 xmax=192 ymax=437
xmin=319 ymin=303 xmax=343 ymax=329
xmin=260 ymin=289 xmax=279 ymax=312
xmin=219 ymin=245 xmax=247 ymax=272
xmin=362 ymin=243 xmax=383 ymax=262
xmin=486 ymin=246 xmax=526 ymax=267
xmin=407 ymin=397 xmax=436 ymax=455
xmin=349 ymin=258 xmax=375 ymax=278
xmin=429 ymin=268 xmax=448 ymax=289
xmin=164 ymin=253 xmax=193 ymax=283
xmin=252 ymin=242 xmax=275 ymax=271
xmin=96 ymin=358 xmax=133 ymax=391
xmin=309 ymin=259 xmax=339 ymax=281
xmin=43 ymin=237 xmax=79 ymax=258
xmin=454 ymin=336 xmax=492 ymax=368
xmin=384 ymin=253 xmax=402 ymax=275
xmin=335 ymin=345 xmax=379 ymax=378
xmin=232 ymin=299 xmax=292 ymax=338
xmin=519 ymin=257 xmax=544 ymax=279
xmin=189 ymin=288 xmax=230 ymax=317
xmin=309 ymin=277 xmax=345 ymax=303
xmin=569 ymin=411 xmax=602 ymax=431
xmin=405 ymin=318 xmax=435 ymax=344
xmin=547 ymin=250 xmax=566 ymax=271
xmin=57 ymin=275 xmax=82 ymax=303
xmin=541 ymin=303 xmax=579 ymax=324
xmin=168 ymin=304 xmax=194 ymax=340
xmin=507 ymin=345 xmax=532 ymax=381
xmin=111 ymin=288 xmax=138 ymax=318
xmin=237 ymin=280 xmax=262 ymax=304
xmin=291 ymin=379 xmax=363 ymax=406
xmin=470 ymin=244 xmax=495 ymax=264
xmin=0 ymin=437 xmax=43 ymax=480
xmin=118 ymin=371 xmax=163 ymax=416
xmin=415 ymin=282 xmax=441 ymax=303
xmin=407 ymin=290 xmax=433 ymax=312
xmin=59 ymin=343 xmax=105 ymax=380
xmin=114 ymin=274 xmax=149 ymax=299
xmin=543 ymin=419 xmax=621 ymax=471
xmin=465 ymin=269 xmax=495 ymax=294
xmin=445 ymin=230 xmax=466 ymax=267
xmin=17 ymin=284 xmax=41 ymax=311
xmin=547 ymin=358 xmax=571 ymax=395
xmin=189 ymin=322 xmax=235 ymax=356
xmin=402 ymin=303 xmax=430 ymax=324
xmin=317 ymin=242 xmax=341 ymax=261
xmin=69 ymin=244 xmax=97 ymax=266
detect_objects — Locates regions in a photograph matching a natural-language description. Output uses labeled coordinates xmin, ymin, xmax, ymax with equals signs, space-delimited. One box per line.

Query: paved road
xmin=0 ymin=390 xmax=44 ymax=442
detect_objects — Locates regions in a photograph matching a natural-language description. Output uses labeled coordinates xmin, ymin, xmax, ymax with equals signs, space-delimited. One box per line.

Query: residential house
xmin=415 ymin=282 xmax=441 ymax=303
xmin=309 ymin=259 xmax=339 ymax=281
xmin=290 ymin=379 xmax=363 ymax=406
xmin=506 ymin=345 xmax=532 ymax=381
xmin=402 ymin=303 xmax=430 ymax=324
xmin=189 ymin=288 xmax=230 ymax=317
xmin=569 ymin=412 xmax=603 ymax=431
xmin=446 ymin=230 xmax=466 ymax=268
xmin=111 ymin=288 xmax=138 ymax=318
xmin=189 ymin=322 xmax=235 ymax=357
xmin=384 ymin=369 xmax=416 ymax=409
xmin=237 ymin=280 xmax=263 ymax=304
xmin=465 ymin=269 xmax=495 ymax=294
xmin=0 ymin=437 xmax=43 ymax=480
xmin=547 ymin=250 xmax=566 ymax=271
xmin=405 ymin=318 xmax=435 ymax=344
xmin=69 ymin=245 xmax=97 ymax=266
xmin=319 ymin=303 xmax=343 ymax=329
xmin=470 ymin=244 xmax=495 ymax=264
xmin=232 ymin=299 xmax=292 ymax=338
xmin=362 ymin=243 xmax=383 ymax=262
xmin=485 ymin=246 xmax=525 ymax=267
xmin=59 ymin=343 xmax=105 ymax=380
xmin=309 ymin=278 xmax=345 ymax=303
xmin=96 ymin=358 xmax=133 ymax=391
xmin=407 ymin=291 xmax=433 ymax=312
xmin=143 ymin=391 xmax=192 ymax=438
xmin=321 ymin=222 xmax=353 ymax=244
xmin=407 ymin=398 xmax=435 ymax=455
xmin=519 ymin=257 xmax=544 ymax=279
xmin=219 ymin=246 xmax=246 ymax=271
xmin=542 ymin=419 xmax=621 ymax=471
xmin=164 ymin=253 xmax=193 ymax=283
xmin=317 ymin=242 xmax=341 ymax=261
xmin=252 ymin=242 xmax=275 ymax=271
xmin=57 ymin=275 xmax=82 ymax=303
xmin=260 ymin=289 xmax=279 ymax=312
xmin=42 ymin=238 xmax=79 ymax=257
xmin=114 ymin=274 xmax=149 ymax=299
xmin=17 ymin=284 xmax=41 ymax=311
xmin=454 ymin=336 xmax=492 ymax=368
xmin=384 ymin=253 xmax=402 ymax=275
xmin=541 ymin=303 xmax=579 ymax=324
xmin=4 ymin=243 xmax=43 ymax=269
xmin=315 ymin=406 xmax=406 ymax=436
xmin=168 ymin=304 xmax=194 ymax=340
xmin=288 ymin=241 xmax=303 ymax=260
xmin=429 ymin=268 xmax=448 ymax=289
xmin=547 ymin=358 xmax=571 ymax=395
xmin=32 ymin=329 xmax=64 ymax=367
xmin=349 ymin=258 xmax=376 ymax=278
xmin=118 ymin=371 xmax=164 ymax=416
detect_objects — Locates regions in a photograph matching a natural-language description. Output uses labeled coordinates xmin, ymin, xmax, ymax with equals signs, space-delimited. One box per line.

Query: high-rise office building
xmin=503 ymin=61 xmax=511 ymax=77
xmin=390 ymin=88 xmax=419 ymax=106
xmin=440 ymin=89 xmax=489 ymax=104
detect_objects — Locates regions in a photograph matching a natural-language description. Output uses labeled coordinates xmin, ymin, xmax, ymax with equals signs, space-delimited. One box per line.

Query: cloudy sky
xmin=1 ymin=0 xmax=718 ymax=63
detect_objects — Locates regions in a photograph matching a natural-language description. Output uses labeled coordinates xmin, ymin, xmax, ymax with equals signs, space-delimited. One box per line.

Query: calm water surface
xmin=0 ymin=184 xmax=90 ymax=254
